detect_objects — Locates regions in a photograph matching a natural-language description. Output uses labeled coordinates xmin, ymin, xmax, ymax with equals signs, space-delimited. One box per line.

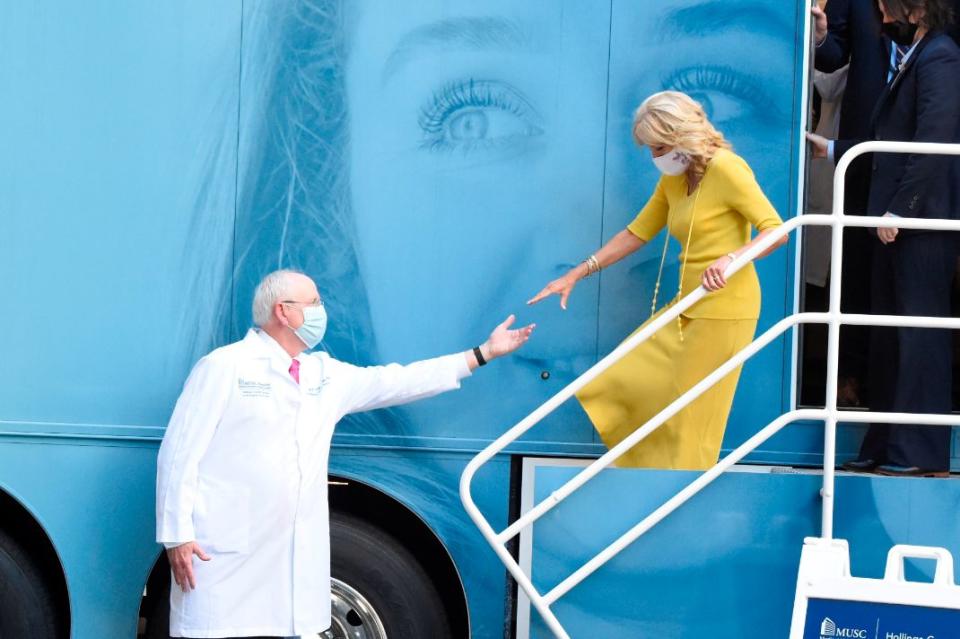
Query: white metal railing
xmin=460 ymin=139 xmax=960 ymax=639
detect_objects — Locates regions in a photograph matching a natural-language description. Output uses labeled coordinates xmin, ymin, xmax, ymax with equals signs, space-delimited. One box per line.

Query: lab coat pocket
xmin=194 ymin=476 xmax=251 ymax=554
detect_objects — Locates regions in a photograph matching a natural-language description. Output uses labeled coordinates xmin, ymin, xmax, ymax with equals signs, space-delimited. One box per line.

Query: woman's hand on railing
xmin=700 ymin=255 xmax=732 ymax=291
xmin=528 ymin=272 xmax=580 ymax=310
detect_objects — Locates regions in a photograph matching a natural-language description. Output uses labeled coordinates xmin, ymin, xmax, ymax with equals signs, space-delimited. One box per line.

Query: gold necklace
xmin=649 ymin=181 xmax=702 ymax=342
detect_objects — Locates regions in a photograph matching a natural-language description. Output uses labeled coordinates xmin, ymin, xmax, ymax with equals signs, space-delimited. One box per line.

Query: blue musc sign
xmin=804 ymin=598 xmax=960 ymax=639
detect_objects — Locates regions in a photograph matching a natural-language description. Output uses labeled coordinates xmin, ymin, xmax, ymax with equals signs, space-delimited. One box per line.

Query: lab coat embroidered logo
xmin=306 ymin=372 xmax=331 ymax=396
xmin=238 ymin=379 xmax=272 ymax=398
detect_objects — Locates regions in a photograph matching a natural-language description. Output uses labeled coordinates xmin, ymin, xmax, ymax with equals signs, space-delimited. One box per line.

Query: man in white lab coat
xmin=156 ymin=269 xmax=534 ymax=638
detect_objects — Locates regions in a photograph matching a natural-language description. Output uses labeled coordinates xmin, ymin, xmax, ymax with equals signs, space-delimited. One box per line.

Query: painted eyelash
xmin=663 ymin=66 xmax=780 ymax=121
xmin=418 ymin=79 xmax=534 ymax=136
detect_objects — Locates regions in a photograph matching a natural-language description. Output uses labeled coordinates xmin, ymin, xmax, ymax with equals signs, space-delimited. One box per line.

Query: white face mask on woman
xmin=652 ymin=149 xmax=691 ymax=176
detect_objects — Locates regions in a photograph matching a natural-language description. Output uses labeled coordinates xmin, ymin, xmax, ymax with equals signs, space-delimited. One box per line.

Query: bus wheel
xmin=329 ymin=512 xmax=453 ymax=639
xmin=0 ymin=529 xmax=59 ymax=638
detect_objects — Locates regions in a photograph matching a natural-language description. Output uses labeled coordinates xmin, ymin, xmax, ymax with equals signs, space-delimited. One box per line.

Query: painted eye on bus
xmin=662 ymin=66 xmax=782 ymax=127
xmin=418 ymin=79 xmax=544 ymax=153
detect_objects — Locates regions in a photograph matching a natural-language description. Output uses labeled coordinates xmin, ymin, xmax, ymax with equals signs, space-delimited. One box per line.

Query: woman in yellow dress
xmin=528 ymin=91 xmax=787 ymax=470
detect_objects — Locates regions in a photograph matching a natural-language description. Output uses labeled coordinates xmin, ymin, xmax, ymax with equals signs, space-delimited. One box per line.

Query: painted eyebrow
xmin=657 ymin=1 xmax=792 ymax=41
xmin=382 ymin=16 xmax=526 ymax=82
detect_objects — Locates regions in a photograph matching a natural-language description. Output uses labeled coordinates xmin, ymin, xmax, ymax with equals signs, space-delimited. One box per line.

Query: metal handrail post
xmin=821 ymin=145 xmax=846 ymax=540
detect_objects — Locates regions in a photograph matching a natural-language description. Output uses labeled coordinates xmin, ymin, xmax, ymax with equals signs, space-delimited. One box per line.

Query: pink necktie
xmin=289 ymin=359 xmax=300 ymax=384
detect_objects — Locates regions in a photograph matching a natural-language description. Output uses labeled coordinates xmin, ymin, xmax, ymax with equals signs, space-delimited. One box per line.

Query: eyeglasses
xmin=280 ymin=298 xmax=323 ymax=307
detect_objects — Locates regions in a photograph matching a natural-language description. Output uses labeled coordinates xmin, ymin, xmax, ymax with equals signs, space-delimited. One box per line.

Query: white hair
xmin=252 ymin=269 xmax=302 ymax=327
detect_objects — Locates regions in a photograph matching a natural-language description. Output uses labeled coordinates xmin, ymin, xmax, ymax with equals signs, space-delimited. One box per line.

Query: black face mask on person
xmin=882 ymin=19 xmax=919 ymax=46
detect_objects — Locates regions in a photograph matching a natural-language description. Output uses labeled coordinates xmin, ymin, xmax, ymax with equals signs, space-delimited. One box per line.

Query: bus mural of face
xmin=340 ymin=0 xmax=794 ymax=434
xmin=346 ymin=1 xmax=605 ymax=365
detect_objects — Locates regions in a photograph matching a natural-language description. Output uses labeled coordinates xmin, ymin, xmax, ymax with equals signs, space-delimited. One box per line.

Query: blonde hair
xmin=632 ymin=91 xmax=730 ymax=179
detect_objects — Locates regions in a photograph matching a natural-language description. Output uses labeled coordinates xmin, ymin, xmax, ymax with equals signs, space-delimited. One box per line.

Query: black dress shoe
xmin=875 ymin=464 xmax=950 ymax=478
xmin=841 ymin=458 xmax=877 ymax=472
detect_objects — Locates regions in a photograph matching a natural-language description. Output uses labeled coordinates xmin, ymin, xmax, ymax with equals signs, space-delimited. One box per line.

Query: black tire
xmin=330 ymin=512 xmax=454 ymax=639
xmin=140 ymin=559 xmax=171 ymax=639
xmin=0 ymin=528 xmax=59 ymax=639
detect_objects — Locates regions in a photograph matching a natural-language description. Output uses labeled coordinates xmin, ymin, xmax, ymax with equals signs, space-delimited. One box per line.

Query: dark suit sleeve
xmin=886 ymin=44 xmax=960 ymax=217
xmin=833 ymin=139 xmax=860 ymax=159
xmin=815 ymin=0 xmax=852 ymax=72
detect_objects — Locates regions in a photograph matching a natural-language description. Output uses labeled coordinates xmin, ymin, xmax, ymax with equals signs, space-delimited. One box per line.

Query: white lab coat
xmin=156 ymin=329 xmax=471 ymax=638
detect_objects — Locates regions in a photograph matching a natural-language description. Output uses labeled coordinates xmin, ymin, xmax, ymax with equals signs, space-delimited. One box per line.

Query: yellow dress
xmin=576 ymin=149 xmax=783 ymax=470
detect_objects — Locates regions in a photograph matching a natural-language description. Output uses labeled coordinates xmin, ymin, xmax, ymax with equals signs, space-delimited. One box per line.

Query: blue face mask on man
xmin=291 ymin=304 xmax=327 ymax=349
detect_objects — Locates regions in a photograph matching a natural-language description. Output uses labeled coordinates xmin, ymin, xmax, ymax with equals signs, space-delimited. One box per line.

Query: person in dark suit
xmin=811 ymin=0 xmax=891 ymax=406
xmin=814 ymin=1 xmax=889 ymax=151
xmin=810 ymin=0 xmax=960 ymax=476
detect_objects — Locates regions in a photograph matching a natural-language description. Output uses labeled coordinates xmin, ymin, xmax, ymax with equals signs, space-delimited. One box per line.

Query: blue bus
xmin=1 ymin=2 xmax=958 ymax=638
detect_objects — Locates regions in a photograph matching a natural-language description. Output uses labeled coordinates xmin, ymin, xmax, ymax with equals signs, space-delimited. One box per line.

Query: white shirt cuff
xmin=827 ymin=140 xmax=835 ymax=163
xmin=455 ymin=352 xmax=473 ymax=379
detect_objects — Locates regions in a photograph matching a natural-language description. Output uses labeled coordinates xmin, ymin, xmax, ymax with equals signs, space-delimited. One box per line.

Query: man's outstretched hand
xmin=482 ymin=314 xmax=535 ymax=360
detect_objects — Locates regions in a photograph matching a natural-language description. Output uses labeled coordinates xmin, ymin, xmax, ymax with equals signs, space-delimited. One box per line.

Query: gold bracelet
xmin=584 ymin=254 xmax=601 ymax=276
